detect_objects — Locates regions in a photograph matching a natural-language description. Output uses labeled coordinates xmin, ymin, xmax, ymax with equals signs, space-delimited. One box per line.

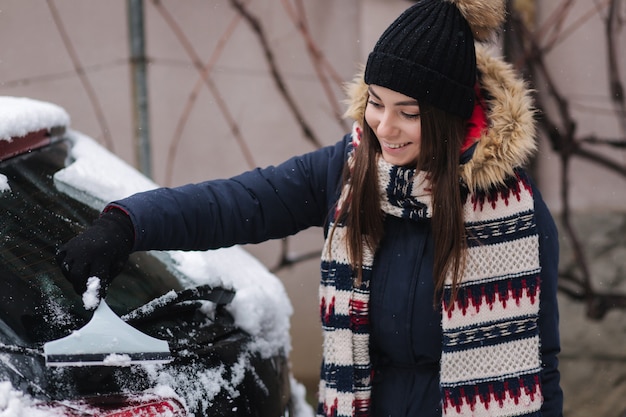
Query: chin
xmin=382 ymin=154 xmax=417 ymax=168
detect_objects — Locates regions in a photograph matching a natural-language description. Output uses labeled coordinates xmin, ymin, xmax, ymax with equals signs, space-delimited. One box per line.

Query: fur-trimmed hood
xmin=344 ymin=44 xmax=537 ymax=191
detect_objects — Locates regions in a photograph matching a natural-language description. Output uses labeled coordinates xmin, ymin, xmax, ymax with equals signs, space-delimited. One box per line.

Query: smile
xmin=384 ymin=142 xmax=410 ymax=149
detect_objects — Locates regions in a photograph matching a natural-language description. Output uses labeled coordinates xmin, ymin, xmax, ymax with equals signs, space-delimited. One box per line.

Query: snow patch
xmin=102 ymin=353 xmax=132 ymax=366
xmin=0 ymin=97 xmax=69 ymax=141
xmin=54 ymin=130 xmax=158 ymax=211
xmin=0 ymin=174 xmax=9 ymax=192
xmin=121 ymin=289 xmax=180 ymax=322
xmin=166 ymin=249 xmax=293 ymax=358
xmin=82 ymin=276 xmax=101 ymax=310
xmin=140 ymin=353 xmax=253 ymax=413
xmin=290 ymin=377 xmax=316 ymax=417
xmin=0 ymin=381 xmax=60 ymax=417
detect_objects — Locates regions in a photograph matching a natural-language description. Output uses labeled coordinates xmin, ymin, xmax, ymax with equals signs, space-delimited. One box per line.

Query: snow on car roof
xmin=0 ymin=96 xmax=70 ymax=141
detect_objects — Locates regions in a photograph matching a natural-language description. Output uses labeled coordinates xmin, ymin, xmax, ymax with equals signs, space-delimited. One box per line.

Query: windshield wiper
xmin=121 ymin=284 xmax=235 ymax=324
xmin=0 ymin=343 xmax=54 ymax=399
xmin=0 ymin=342 xmax=42 ymax=357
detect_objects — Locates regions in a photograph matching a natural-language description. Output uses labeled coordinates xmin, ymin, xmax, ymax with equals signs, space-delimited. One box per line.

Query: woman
xmin=57 ymin=0 xmax=563 ymax=416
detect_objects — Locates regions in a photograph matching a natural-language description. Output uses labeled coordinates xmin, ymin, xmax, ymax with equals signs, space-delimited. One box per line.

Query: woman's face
xmin=364 ymin=85 xmax=422 ymax=167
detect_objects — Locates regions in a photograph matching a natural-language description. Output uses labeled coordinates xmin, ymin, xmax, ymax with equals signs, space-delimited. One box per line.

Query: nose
xmin=375 ymin=110 xmax=398 ymax=139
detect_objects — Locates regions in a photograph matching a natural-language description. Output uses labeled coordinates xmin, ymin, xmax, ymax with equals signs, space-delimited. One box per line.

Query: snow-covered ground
xmin=0 ymin=96 xmax=315 ymax=417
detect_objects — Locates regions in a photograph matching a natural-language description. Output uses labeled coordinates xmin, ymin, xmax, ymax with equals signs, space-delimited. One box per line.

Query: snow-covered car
xmin=0 ymin=96 xmax=306 ymax=416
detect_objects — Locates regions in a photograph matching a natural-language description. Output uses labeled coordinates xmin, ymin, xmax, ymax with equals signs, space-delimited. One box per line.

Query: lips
xmin=382 ymin=141 xmax=410 ymax=150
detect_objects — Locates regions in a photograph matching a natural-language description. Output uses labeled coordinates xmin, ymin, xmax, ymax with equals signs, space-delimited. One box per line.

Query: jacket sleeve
xmin=532 ymin=181 xmax=564 ymax=417
xmin=108 ymin=135 xmax=350 ymax=252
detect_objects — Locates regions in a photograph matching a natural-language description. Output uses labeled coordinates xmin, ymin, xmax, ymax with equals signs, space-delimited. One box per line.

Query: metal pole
xmin=128 ymin=0 xmax=152 ymax=178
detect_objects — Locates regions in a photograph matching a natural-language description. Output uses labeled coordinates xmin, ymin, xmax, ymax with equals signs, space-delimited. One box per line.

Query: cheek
xmin=412 ymin=123 xmax=422 ymax=142
xmin=407 ymin=122 xmax=422 ymax=142
xmin=364 ymin=106 xmax=378 ymax=129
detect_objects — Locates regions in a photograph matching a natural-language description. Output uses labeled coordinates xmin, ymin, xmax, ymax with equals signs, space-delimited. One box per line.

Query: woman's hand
xmin=56 ymin=209 xmax=135 ymax=297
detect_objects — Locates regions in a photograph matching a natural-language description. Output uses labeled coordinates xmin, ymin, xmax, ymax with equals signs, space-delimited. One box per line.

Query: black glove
xmin=56 ymin=209 xmax=135 ymax=297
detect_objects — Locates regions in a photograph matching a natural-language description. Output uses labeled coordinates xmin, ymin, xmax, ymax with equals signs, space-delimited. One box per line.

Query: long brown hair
xmin=331 ymin=103 xmax=467 ymax=301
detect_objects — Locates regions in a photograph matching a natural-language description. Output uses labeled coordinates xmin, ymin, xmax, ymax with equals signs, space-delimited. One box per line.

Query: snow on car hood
xmin=0 ymin=382 xmax=54 ymax=417
xmin=54 ymin=130 xmax=293 ymax=359
xmin=0 ymin=97 xmax=70 ymax=141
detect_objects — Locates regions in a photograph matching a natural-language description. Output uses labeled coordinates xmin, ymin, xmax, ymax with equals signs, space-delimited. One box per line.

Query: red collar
xmin=462 ymin=84 xmax=487 ymax=153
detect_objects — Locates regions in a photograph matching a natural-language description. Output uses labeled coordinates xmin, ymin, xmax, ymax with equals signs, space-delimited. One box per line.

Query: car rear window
xmin=0 ymin=139 xmax=183 ymax=346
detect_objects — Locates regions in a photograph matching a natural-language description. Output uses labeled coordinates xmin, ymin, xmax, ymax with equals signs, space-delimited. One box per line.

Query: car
xmin=0 ymin=96 xmax=307 ymax=416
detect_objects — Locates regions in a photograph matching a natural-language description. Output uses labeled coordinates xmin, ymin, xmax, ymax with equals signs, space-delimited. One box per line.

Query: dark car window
xmin=0 ymin=139 xmax=183 ymax=346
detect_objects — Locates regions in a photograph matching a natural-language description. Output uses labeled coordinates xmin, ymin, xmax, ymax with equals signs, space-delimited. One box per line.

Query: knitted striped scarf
xmin=317 ymin=129 xmax=543 ymax=417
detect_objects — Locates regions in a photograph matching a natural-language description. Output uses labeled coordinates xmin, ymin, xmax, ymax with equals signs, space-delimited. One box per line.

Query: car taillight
xmin=100 ymin=398 xmax=186 ymax=417
xmin=37 ymin=395 xmax=187 ymax=417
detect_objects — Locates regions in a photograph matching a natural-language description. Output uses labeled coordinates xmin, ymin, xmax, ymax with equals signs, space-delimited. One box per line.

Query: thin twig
xmin=1 ymin=59 xmax=128 ymax=88
xmin=229 ymin=0 xmax=322 ymax=148
xmin=281 ymin=0 xmax=349 ymax=130
xmin=605 ymin=0 xmax=626 ymax=137
xmin=574 ymin=144 xmax=626 ymax=176
xmin=537 ymin=0 xmax=574 ymax=49
xmin=580 ymin=136 xmax=626 ymax=148
xmin=270 ymin=238 xmax=322 ymax=273
xmin=46 ymin=0 xmax=114 ymax=150
xmin=151 ymin=0 xmax=256 ymax=185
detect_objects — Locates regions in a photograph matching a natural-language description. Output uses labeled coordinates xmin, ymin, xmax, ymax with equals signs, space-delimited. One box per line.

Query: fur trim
xmin=342 ymin=44 xmax=537 ymax=192
xmin=342 ymin=66 xmax=368 ymax=124
xmin=447 ymin=0 xmax=506 ymax=41
xmin=462 ymin=44 xmax=537 ymax=191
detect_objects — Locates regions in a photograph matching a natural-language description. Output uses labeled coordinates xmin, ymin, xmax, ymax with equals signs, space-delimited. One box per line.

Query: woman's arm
xmin=110 ymin=135 xmax=350 ymax=252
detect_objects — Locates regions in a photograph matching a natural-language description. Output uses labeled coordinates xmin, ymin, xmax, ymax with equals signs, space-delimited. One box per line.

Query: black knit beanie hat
xmin=364 ymin=0 xmax=505 ymax=119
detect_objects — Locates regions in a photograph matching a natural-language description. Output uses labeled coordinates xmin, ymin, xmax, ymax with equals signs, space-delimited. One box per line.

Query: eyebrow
xmin=368 ymin=86 xmax=419 ymax=107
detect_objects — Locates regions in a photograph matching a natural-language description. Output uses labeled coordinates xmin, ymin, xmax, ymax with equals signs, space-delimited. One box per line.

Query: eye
xmin=367 ymin=100 xmax=382 ymax=109
xmin=401 ymin=112 xmax=420 ymax=120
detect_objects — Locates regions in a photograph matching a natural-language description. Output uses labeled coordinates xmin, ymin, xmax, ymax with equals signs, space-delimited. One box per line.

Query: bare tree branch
xmin=229 ymin=0 xmax=323 ymax=148
xmin=270 ymin=238 xmax=322 ymax=273
xmin=151 ymin=0 xmax=256 ymax=185
xmin=509 ymin=3 xmax=626 ymax=320
xmin=580 ymin=136 xmax=626 ymax=148
xmin=281 ymin=0 xmax=350 ymax=130
xmin=605 ymin=0 xmax=626 ymax=135
xmin=46 ymin=0 xmax=114 ymax=150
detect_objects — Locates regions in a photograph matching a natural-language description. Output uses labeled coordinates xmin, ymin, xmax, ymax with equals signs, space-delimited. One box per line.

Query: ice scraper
xmin=43 ymin=300 xmax=172 ymax=367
